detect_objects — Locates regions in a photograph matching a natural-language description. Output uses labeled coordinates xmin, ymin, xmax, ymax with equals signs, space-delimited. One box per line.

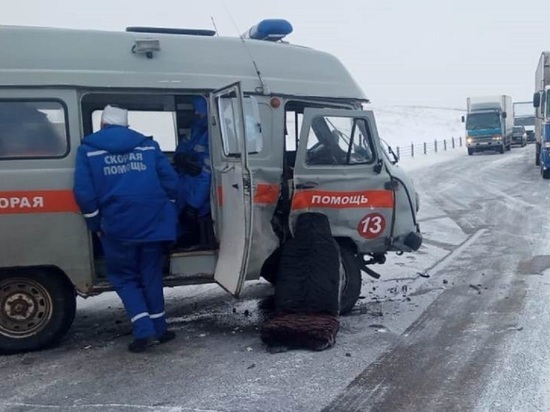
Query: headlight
xmin=492 ymin=136 xmax=502 ymax=141
xmin=544 ymin=142 xmax=550 ymax=148
xmin=466 ymin=137 xmax=473 ymax=144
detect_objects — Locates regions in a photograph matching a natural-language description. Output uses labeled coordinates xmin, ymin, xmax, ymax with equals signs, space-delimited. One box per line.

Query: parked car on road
xmin=512 ymin=125 xmax=527 ymax=147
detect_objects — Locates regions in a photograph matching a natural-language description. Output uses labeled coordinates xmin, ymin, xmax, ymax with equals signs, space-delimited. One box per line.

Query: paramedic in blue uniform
xmin=174 ymin=96 xmax=212 ymax=248
xmin=73 ymin=105 xmax=179 ymax=353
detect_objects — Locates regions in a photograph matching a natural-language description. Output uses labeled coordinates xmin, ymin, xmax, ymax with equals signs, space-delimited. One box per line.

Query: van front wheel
xmin=339 ymin=247 xmax=362 ymax=315
xmin=0 ymin=270 xmax=76 ymax=354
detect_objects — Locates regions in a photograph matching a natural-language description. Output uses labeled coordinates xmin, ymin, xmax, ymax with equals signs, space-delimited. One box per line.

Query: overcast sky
xmin=2 ymin=0 xmax=548 ymax=108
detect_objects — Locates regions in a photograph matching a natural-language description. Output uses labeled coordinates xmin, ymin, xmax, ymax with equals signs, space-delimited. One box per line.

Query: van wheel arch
xmin=0 ymin=266 xmax=76 ymax=354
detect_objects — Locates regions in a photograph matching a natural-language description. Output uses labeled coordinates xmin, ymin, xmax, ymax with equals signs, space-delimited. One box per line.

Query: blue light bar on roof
xmin=244 ymin=19 xmax=293 ymax=42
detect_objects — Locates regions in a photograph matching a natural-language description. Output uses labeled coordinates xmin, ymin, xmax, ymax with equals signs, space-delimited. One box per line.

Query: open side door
xmin=291 ymin=108 xmax=396 ymax=254
xmin=209 ymin=83 xmax=253 ymax=296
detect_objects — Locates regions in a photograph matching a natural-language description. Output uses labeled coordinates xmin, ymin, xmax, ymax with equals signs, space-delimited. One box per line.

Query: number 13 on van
xmin=358 ymin=213 xmax=386 ymax=239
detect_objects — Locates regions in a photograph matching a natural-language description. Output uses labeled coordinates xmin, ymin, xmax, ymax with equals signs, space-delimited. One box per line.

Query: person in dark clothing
xmin=73 ymin=105 xmax=179 ymax=353
xmin=174 ymin=96 xmax=212 ymax=249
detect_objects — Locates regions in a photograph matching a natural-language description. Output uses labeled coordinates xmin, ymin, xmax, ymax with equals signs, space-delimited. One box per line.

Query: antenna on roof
xmin=210 ymin=16 xmax=220 ymax=36
xmin=222 ymin=2 xmax=270 ymax=95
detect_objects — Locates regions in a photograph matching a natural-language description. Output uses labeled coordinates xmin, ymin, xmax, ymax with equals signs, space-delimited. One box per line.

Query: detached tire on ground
xmin=262 ymin=243 xmax=362 ymax=315
xmin=0 ymin=269 xmax=76 ymax=354
xmin=339 ymin=246 xmax=362 ymax=315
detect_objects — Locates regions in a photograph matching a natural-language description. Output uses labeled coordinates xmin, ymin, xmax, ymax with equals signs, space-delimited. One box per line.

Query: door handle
xmin=295 ymin=182 xmax=318 ymax=189
xmin=220 ymin=163 xmax=234 ymax=174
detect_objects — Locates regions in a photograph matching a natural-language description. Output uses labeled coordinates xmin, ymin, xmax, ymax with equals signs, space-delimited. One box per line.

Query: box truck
xmin=462 ymin=95 xmax=513 ymax=155
xmin=533 ymin=52 xmax=550 ymax=176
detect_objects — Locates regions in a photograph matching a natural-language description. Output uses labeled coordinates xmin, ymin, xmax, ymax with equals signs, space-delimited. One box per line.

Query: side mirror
xmin=534 ymin=92 xmax=541 ymax=108
xmin=502 ymin=112 xmax=507 ymax=119
xmin=388 ymin=146 xmax=399 ymax=164
xmin=461 ymin=115 xmax=465 ymax=123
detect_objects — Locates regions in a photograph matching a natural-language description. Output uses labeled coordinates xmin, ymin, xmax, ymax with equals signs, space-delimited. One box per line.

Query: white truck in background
xmin=513 ymin=101 xmax=535 ymax=142
xmin=462 ymin=95 xmax=513 ymax=155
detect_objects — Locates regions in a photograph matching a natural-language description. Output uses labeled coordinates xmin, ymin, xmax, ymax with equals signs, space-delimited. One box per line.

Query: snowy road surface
xmin=1 ymin=145 xmax=549 ymax=412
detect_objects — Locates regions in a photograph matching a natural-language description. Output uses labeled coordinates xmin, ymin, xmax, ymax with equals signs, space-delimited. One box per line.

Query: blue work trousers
xmin=101 ymin=237 xmax=168 ymax=339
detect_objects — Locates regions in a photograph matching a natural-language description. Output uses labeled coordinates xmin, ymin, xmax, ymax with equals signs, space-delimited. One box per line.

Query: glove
xmin=174 ymin=153 xmax=202 ymax=177
xmin=180 ymin=205 xmax=199 ymax=223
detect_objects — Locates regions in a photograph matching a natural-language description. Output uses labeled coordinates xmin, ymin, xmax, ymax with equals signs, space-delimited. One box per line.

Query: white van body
xmin=0 ymin=23 xmax=421 ymax=353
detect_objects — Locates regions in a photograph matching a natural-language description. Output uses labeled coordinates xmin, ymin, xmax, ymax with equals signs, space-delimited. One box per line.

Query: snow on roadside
xmin=370 ymin=105 xmax=466 ymax=149
xmin=370 ymin=104 xmax=468 ymax=172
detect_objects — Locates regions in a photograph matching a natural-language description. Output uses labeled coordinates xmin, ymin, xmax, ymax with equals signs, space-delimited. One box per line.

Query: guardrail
xmin=394 ymin=137 xmax=463 ymax=158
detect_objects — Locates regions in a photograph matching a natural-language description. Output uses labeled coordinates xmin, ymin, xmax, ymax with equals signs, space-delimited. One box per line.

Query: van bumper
xmin=392 ymin=230 xmax=423 ymax=252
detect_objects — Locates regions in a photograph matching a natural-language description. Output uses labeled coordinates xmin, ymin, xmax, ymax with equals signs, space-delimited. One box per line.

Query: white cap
xmin=101 ymin=105 xmax=128 ymax=127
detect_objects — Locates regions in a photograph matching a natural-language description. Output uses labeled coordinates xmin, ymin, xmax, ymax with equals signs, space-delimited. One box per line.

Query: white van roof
xmin=0 ymin=25 xmax=367 ymax=100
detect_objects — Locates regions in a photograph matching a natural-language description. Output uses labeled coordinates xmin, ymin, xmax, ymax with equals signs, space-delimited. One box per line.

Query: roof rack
xmin=125 ymin=27 xmax=216 ymax=37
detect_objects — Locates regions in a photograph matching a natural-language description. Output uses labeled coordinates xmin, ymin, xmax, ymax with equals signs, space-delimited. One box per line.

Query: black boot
xmin=158 ymin=330 xmax=176 ymax=344
xmin=128 ymin=336 xmax=159 ymax=353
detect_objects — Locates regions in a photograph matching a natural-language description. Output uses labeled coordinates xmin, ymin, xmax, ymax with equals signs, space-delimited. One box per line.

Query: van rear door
xmin=291 ymin=108 xmax=395 ymax=253
xmin=209 ymin=83 xmax=253 ymax=296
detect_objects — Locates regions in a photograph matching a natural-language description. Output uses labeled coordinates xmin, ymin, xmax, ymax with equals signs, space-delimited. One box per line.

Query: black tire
xmin=261 ymin=243 xmax=362 ymax=315
xmin=542 ymin=167 xmax=550 ymax=179
xmin=467 ymin=148 xmax=474 ymax=156
xmin=339 ymin=246 xmax=362 ymax=315
xmin=0 ymin=269 xmax=76 ymax=354
xmin=536 ymin=142 xmax=541 ymax=166
xmin=499 ymin=144 xmax=505 ymax=154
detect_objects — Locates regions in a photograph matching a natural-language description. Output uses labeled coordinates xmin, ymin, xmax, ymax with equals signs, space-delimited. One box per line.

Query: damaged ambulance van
xmin=0 ymin=20 xmax=422 ymax=353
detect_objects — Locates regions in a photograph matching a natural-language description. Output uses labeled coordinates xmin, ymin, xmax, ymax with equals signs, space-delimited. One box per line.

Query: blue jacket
xmin=175 ymin=120 xmax=211 ymax=215
xmin=73 ymin=125 xmax=179 ymax=243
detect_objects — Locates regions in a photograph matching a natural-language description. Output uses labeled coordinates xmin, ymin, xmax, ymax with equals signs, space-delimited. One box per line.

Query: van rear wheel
xmin=0 ymin=270 xmax=76 ymax=354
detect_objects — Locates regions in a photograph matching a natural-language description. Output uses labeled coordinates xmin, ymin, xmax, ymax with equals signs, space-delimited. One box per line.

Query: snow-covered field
xmin=372 ymin=104 xmax=467 ymax=171
xmin=371 ymin=104 xmax=466 ymax=149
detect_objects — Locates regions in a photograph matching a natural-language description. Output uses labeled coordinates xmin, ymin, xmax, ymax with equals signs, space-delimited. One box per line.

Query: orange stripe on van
xmin=292 ymin=190 xmax=394 ymax=210
xmin=0 ymin=190 xmax=79 ymax=215
xmin=216 ymin=183 xmax=279 ymax=207
xmin=217 ymin=185 xmax=223 ymax=207
xmin=254 ymin=183 xmax=279 ymax=205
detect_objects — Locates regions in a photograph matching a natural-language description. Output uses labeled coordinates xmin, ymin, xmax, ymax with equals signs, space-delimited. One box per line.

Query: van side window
xmin=92 ymin=110 xmax=178 ymax=152
xmin=218 ymin=97 xmax=263 ymax=156
xmin=306 ymin=116 xmax=374 ymax=166
xmin=0 ymin=101 xmax=68 ymax=159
